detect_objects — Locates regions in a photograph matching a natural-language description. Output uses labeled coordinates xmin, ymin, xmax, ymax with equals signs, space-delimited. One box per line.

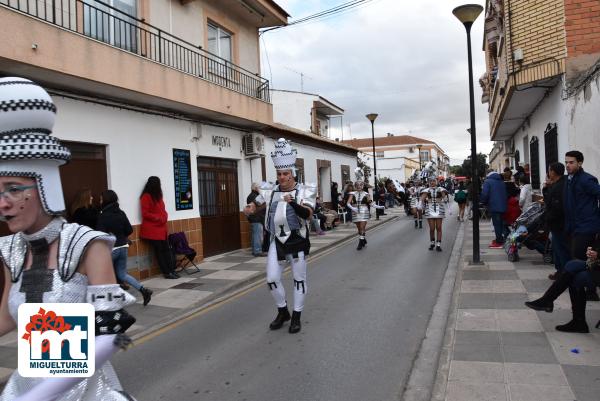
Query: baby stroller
xmin=505 ymin=203 xmax=553 ymax=263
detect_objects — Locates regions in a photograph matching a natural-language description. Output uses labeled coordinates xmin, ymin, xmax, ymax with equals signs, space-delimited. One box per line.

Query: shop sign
xmin=212 ymin=135 xmax=231 ymax=151
xmin=172 ymin=148 xmax=193 ymax=210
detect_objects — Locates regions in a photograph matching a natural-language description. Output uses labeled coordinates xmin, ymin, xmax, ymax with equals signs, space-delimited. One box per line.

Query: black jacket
xmin=72 ymin=207 xmax=99 ymax=230
xmin=97 ymin=202 xmax=133 ymax=247
xmin=543 ymin=176 xmax=566 ymax=232
xmin=246 ymin=190 xmax=265 ymax=224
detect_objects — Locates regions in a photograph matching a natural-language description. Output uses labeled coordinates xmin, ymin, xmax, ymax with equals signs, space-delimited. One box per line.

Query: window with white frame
xmin=207 ymin=22 xmax=232 ymax=62
xmin=420 ymin=150 xmax=430 ymax=162
xmin=375 ymin=151 xmax=385 ymax=158
xmin=84 ymin=0 xmax=138 ymax=52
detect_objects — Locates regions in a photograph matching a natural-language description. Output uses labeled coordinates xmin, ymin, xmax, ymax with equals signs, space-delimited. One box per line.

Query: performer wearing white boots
xmin=409 ymin=180 xmax=424 ymax=229
xmin=0 ymin=77 xmax=137 ymax=401
xmin=347 ymin=168 xmax=384 ymax=250
xmin=244 ymin=138 xmax=316 ymax=334
xmin=420 ymin=176 xmax=449 ymax=252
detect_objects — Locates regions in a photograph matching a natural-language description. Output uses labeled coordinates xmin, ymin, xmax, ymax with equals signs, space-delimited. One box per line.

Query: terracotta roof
xmin=341 ymin=135 xmax=436 ymax=148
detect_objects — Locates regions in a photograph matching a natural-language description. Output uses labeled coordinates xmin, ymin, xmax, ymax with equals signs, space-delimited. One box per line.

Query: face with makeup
xmin=277 ymin=169 xmax=296 ymax=191
xmin=355 ymin=181 xmax=364 ymax=191
xmin=0 ymin=176 xmax=51 ymax=234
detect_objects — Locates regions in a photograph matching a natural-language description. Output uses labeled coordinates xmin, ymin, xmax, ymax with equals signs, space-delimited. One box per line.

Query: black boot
xmin=586 ymin=286 xmax=599 ymax=301
xmin=525 ymin=271 xmax=572 ymax=312
xmin=363 ymin=233 xmax=367 ymax=245
xmin=428 ymin=241 xmax=435 ymax=251
xmin=140 ymin=287 xmax=153 ymax=306
xmin=289 ymin=311 xmax=301 ymax=334
xmin=556 ymin=288 xmax=589 ymax=333
xmin=357 ymin=237 xmax=365 ymax=250
xmin=419 ymin=220 xmax=423 ymax=229
xmin=269 ymin=306 xmax=291 ymax=330
xmin=436 ymin=242 xmax=442 ymax=252
xmin=414 ymin=220 xmax=418 ymax=228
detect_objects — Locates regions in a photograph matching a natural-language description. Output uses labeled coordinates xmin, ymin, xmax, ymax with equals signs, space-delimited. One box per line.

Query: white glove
xmin=348 ymin=205 xmax=358 ymax=212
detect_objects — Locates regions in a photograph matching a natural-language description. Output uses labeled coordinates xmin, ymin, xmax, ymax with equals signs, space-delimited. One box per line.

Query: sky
xmin=260 ymin=0 xmax=493 ymax=165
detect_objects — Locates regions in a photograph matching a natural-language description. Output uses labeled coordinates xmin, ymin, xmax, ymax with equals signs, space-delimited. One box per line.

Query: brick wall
xmin=565 ymin=0 xmax=600 ymax=56
xmin=127 ymin=217 xmax=203 ymax=280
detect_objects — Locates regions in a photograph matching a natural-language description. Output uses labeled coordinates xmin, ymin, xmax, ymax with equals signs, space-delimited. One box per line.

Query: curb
xmin=401 ymin=221 xmax=464 ymax=401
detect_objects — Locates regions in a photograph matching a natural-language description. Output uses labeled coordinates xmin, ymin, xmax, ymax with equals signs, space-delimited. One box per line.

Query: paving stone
xmin=459 ymin=293 xmax=496 ymax=309
xmin=561 ymin=364 xmax=600 ymax=390
xmin=500 ymin=332 xmax=552 ymax=347
xmin=461 ymin=280 xmax=493 ymax=293
xmin=502 ymin=344 xmax=559 ymax=364
xmin=522 ymin=279 xmax=554 ymax=293
xmin=462 ymin=270 xmax=519 ymax=280
xmin=140 ymin=276 xmax=196 ymax=289
xmin=448 ymin=361 xmax=504 ymax=383
xmin=493 ymin=293 xmax=529 ymax=309
xmin=516 ymin=269 xmax=555 ymax=280
xmin=445 ymin=382 xmax=508 ymax=401
xmin=507 ymin=384 xmax=574 ymax=401
xmin=491 ymin=280 xmax=526 ymax=293
xmin=504 ymin=363 xmax=568 ymax=385
xmin=452 ymin=343 xmax=503 ymax=362
xmin=201 ymin=270 xmax=260 ymax=281
xmin=195 ymin=261 xmax=241 ymax=270
xmin=497 ymin=309 xmax=543 ymax=332
xmin=547 ymin=332 xmax=600 ymax=366
xmin=454 ymin=330 xmax=501 ymax=346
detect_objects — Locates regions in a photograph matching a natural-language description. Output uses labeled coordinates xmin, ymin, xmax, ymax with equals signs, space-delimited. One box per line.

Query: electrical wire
xmin=260 ymin=0 xmax=375 ymax=35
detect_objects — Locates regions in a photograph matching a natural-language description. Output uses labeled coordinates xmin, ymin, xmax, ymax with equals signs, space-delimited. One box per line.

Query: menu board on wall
xmin=172 ymin=148 xmax=193 ymax=210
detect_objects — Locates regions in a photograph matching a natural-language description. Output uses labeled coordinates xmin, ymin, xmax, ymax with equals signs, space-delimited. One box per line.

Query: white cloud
xmin=262 ymin=0 xmax=493 ymax=164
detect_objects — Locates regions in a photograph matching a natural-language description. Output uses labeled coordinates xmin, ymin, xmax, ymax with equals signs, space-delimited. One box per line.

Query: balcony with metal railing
xmin=0 ymin=0 xmax=271 ymax=103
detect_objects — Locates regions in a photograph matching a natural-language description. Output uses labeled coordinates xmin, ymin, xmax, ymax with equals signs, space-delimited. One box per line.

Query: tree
xmin=356 ymin=157 xmax=372 ymax=185
xmin=460 ymin=153 xmax=489 ymax=178
xmin=449 ymin=165 xmax=463 ymax=176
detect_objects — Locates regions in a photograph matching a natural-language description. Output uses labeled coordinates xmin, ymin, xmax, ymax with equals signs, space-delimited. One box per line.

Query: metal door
xmin=197 ymin=157 xmax=240 ymax=257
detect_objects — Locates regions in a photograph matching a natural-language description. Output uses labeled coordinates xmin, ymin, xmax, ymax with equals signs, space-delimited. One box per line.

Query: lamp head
xmin=452 ymin=4 xmax=483 ymax=27
xmin=366 ymin=113 xmax=378 ymax=123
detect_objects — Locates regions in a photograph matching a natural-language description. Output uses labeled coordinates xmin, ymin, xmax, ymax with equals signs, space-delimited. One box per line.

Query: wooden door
xmin=197 ymin=157 xmax=240 ymax=257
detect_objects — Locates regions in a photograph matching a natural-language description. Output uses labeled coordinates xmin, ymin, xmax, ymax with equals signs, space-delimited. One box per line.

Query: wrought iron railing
xmin=0 ymin=0 xmax=270 ymax=102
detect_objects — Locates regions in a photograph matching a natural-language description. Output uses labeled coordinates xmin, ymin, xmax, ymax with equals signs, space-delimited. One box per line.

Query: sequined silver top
xmin=0 ymin=223 xmax=135 ymax=401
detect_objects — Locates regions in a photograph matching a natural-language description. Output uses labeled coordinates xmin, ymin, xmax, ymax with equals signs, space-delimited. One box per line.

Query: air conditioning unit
xmin=243 ymin=133 xmax=265 ymax=159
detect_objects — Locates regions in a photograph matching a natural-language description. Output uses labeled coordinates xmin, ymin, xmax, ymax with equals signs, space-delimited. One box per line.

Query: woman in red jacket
xmin=140 ymin=176 xmax=179 ymax=279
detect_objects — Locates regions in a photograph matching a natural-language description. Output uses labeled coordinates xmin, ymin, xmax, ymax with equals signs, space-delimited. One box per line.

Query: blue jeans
xmin=112 ymin=247 xmax=142 ymax=290
xmin=251 ymin=222 xmax=263 ymax=255
xmin=551 ymin=231 xmax=570 ymax=272
xmin=490 ymin=212 xmax=505 ymax=244
xmin=564 ymin=259 xmax=594 ymax=289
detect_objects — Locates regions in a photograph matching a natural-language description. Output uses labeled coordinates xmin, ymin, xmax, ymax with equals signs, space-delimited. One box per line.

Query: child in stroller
xmin=505 ymin=203 xmax=553 ymax=262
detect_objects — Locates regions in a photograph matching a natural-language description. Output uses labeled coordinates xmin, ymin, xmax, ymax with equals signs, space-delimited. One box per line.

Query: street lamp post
xmin=366 ymin=113 xmax=378 ymax=185
xmin=416 ymin=144 xmax=423 ymax=170
xmin=453 ymin=3 xmax=484 ymax=265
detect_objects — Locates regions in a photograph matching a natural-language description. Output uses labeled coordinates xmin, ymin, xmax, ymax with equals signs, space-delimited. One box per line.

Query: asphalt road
xmin=113 ymin=211 xmax=460 ymax=401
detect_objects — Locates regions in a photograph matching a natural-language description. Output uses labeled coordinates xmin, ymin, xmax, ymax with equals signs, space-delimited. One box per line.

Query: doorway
xmin=197 ymin=157 xmax=241 ymax=257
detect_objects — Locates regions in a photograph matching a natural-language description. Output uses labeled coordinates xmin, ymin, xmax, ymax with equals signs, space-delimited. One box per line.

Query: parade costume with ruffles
xmin=0 ymin=77 xmax=137 ymax=401
xmin=421 ymin=187 xmax=448 ymax=219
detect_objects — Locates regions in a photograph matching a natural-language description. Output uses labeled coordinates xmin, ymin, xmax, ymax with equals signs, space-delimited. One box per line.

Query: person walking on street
xmin=420 ymin=176 xmax=448 ymax=251
xmin=410 ymin=180 xmax=425 ymax=229
xmin=98 ymin=190 xmax=153 ymax=306
xmin=563 ymin=150 xmax=600 ymax=300
xmin=244 ymin=138 xmax=316 ymax=334
xmin=347 ymin=168 xmax=384 ymax=250
xmin=140 ymin=176 xmax=179 ymax=279
xmin=454 ymin=181 xmax=468 ymax=222
xmin=246 ymin=183 xmax=266 ymax=256
xmin=543 ymin=162 xmax=569 ymax=279
xmin=480 ymin=169 xmax=508 ymax=248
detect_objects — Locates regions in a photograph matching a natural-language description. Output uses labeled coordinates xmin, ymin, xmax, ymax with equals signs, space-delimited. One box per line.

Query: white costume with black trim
xmin=421 ymin=186 xmax=448 ymax=219
xmin=409 ymin=185 xmax=425 ymax=209
xmin=259 ymin=138 xmax=316 ymax=313
xmin=349 ymin=190 xmax=371 ymax=222
xmin=0 ymin=77 xmax=137 ymax=401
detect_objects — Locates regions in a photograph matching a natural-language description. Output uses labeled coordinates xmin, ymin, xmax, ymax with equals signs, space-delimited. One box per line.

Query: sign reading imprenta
xmin=212 ymin=135 xmax=231 ymax=151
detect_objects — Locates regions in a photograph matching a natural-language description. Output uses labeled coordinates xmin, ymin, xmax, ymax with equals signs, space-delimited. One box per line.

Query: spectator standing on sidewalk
xmin=69 ymin=188 xmax=99 ymax=229
xmin=140 ymin=176 xmax=179 ymax=279
xmin=246 ymin=183 xmax=266 ymax=256
xmin=480 ymin=169 xmax=508 ymax=248
xmin=454 ymin=182 xmax=468 ymax=222
xmin=518 ymin=175 xmax=533 ymax=212
xmin=543 ymin=162 xmax=569 ymax=279
xmin=331 ymin=182 xmax=340 ymax=212
xmin=563 ymin=150 xmax=600 ymax=300
xmin=374 ymin=182 xmax=386 ymax=220
xmin=98 ymin=190 xmax=153 ymax=306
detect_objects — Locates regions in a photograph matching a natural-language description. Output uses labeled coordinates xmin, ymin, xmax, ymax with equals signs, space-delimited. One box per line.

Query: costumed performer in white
xmin=0 ymin=77 xmax=137 ymax=401
xmin=419 ymin=172 xmax=449 ymax=252
xmin=244 ymin=138 xmax=316 ymax=334
xmin=409 ymin=178 xmax=425 ymax=229
xmin=346 ymin=168 xmax=384 ymax=250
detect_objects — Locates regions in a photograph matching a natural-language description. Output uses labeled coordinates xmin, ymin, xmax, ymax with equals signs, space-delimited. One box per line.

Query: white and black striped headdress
xmin=271 ymin=138 xmax=297 ymax=171
xmin=354 ymin=167 xmax=365 ymax=184
xmin=0 ymin=77 xmax=71 ymax=215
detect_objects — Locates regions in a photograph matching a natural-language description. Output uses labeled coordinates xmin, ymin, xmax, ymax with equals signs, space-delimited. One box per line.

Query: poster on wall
xmin=172 ymin=148 xmax=193 ymax=210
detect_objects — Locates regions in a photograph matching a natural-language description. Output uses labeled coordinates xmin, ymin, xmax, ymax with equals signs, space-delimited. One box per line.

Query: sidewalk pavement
xmin=433 ymin=221 xmax=600 ymax=401
xmin=0 ymin=207 xmax=405 ymax=384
